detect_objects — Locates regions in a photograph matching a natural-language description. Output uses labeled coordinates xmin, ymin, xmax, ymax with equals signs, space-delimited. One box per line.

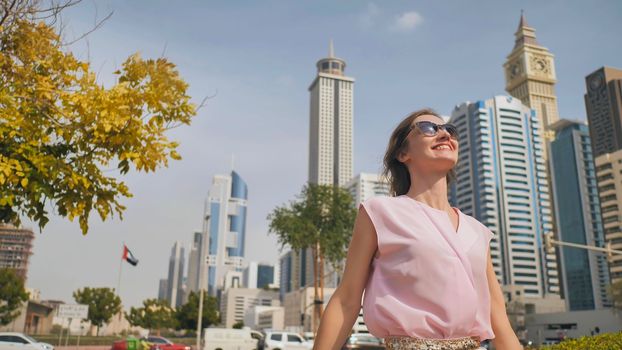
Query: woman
xmin=313 ymin=109 xmax=522 ymax=350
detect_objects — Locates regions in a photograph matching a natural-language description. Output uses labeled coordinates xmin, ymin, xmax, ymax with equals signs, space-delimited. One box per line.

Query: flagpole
xmin=117 ymin=242 xmax=124 ymax=297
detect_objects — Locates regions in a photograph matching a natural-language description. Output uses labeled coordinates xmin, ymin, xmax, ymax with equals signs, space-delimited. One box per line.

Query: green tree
xmin=73 ymin=287 xmax=121 ymax=336
xmin=0 ymin=268 xmax=29 ymax=326
xmin=126 ymin=298 xmax=177 ymax=336
xmin=175 ymin=291 xmax=219 ymax=330
xmin=232 ymin=321 xmax=244 ymax=329
xmin=267 ymin=183 xmax=357 ymax=331
xmin=0 ymin=1 xmax=197 ymax=234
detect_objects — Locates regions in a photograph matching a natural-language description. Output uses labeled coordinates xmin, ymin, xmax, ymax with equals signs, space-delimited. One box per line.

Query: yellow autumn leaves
xmin=0 ymin=17 xmax=197 ymax=233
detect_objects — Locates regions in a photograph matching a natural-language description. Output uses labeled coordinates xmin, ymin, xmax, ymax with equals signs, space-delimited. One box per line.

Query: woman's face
xmin=397 ymin=114 xmax=459 ymax=174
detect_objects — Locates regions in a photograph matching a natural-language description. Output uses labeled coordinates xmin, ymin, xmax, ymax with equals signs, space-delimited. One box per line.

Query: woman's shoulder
xmin=459 ymin=211 xmax=495 ymax=240
xmin=360 ymin=195 xmax=401 ymax=209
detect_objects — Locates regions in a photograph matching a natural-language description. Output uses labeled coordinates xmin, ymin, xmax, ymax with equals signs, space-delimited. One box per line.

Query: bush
xmin=540 ymin=332 xmax=622 ymax=350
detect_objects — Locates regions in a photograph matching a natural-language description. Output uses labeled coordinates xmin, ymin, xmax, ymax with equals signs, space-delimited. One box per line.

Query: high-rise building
xmin=185 ymin=231 xmax=203 ymax=295
xmin=584 ymin=66 xmax=622 ymax=158
xmin=0 ymin=224 xmax=34 ymax=281
xmin=346 ymin=172 xmax=390 ymax=207
xmin=594 ymin=150 xmax=622 ymax=284
xmin=203 ymin=170 xmax=248 ymax=297
xmin=549 ymin=119 xmax=611 ymax=310
xmin=308 ymin=41 xmax=354 ymax=187
xmin=504 ymin=12 xmax=560 ymax=136
xmin=450 ymin=96 xmax=563 ymax=312
xmin=157 ymin=279 xmax=168 ymax=301
xmin=166 ymin=241 xmax=185 ymax=308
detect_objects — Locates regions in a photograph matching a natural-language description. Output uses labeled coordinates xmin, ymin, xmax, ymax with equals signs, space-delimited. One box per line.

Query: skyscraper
xmin=185 ymin=231 xmax=203 ymax=295
xmin=203 ymin=170 xmax=248 ymax=297
xmin=450 ymin=96 xmax=563 ymax=312
xmin=584 ymin=66 xmax=622 ymax=286
xmin=166 ymin=241 xmax=185 ymax=308
xmin=584 ymin=66 xmax=622 ymax=158
xmin=549 ymin=119 xmax=611 ymax=310
xmin=504 ymin=12 xmax=560 ymax=136
xmin=308 ymin=41 xmax=354 ymax=187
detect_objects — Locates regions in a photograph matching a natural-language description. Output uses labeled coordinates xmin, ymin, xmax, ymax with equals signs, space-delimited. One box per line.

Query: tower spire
xmin=517 ymin=9 xmax=529 ymax=30
xmin=328 ymin=39 xmax=334 ymax=58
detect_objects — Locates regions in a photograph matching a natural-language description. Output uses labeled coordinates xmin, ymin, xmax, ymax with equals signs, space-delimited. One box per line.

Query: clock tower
xmin=504 ymin=12 xmax=560 ymax=136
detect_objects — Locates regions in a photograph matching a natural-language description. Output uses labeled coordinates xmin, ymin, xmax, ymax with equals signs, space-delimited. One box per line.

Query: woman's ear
xmin=397 ymin=149 xmax=409 ymax=163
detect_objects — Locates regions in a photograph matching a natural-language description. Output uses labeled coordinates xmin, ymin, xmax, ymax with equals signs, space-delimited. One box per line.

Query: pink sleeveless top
xmin=360 ymin=195 xmax=495 ymax=341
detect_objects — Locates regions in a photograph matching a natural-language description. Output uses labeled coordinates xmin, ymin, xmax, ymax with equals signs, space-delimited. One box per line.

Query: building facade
xmin=584 ymin=67 xmax=622 ymax=158
xmin=549 ymin=119 xmax=611 ymax=310
xmin=346 ymin=172 xmax=390 ymax=207
xmin=308 ymin=41 xmax=354 ymax=187
xmin=166 ymin=241 xmax=185 ymax=308
xmin=219 ymin=288 xmax=280 ymax=328
xmin=449 ymin=96 xmax=562 ymax=312
xmin=594 ymin=150 xmax=622 ymax=284
xmin=185 ymin=231 xmax=203 ymax=295
xmin=0 ymin=224 xmax=34 ymax=281
xmin=203 ymin=170 xmax=248 ymax=297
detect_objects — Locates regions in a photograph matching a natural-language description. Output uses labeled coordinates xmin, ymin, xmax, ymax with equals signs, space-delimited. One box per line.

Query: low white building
xmin=244 ymin=306 xmax=285 ymax=331
xmin=220 ymin=288 xmax=280 ymax=328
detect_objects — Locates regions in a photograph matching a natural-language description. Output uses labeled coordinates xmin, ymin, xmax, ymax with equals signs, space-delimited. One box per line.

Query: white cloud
xmin=392 ymin=11 xmax=424 ymax=32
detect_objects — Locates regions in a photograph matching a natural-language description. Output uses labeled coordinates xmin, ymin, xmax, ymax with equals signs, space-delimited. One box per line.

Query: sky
xmin=25 ymin=0 xmax=622 ymax=308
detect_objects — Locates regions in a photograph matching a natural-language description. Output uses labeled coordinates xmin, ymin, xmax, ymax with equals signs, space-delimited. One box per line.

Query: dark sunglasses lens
xmin=417 ymin=122 xmax=437 ymax=136
xmin=444 ymin=124 xmax=459 ymax=139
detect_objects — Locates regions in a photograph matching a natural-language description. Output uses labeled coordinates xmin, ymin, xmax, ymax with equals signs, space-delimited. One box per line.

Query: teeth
xmin=433 ymin=145 xmax=451 ymax=150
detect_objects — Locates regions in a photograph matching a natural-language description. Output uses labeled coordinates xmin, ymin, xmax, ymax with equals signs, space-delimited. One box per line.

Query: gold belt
xmin=384 ymin=336 xmax=480 ymax=350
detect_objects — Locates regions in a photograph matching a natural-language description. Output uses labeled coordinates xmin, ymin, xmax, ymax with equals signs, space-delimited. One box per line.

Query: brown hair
xmin=382 ymin=108 xmax=457 ymax=196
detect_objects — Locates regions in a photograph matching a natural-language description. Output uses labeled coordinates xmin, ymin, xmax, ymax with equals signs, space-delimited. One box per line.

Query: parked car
xmin=111 ymin=336 xmax=190 ymax=350
xmin=203 ymin=328 xmax=258 ymax=350
xmin=263 ymin=332 xmax=312 ymax=350
xmin=301 ymin=333 xmax=314 ymax=348
xmin=342 ymin=333 xmax=384 ymax=350
xmin=0 ymin=333 xmax=54 ymax=350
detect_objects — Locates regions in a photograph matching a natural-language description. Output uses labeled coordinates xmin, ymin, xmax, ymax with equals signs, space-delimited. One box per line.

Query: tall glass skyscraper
xmin=549 ymin=119 xmax=611 ymax=310
xmin=202 ymin=170 xmax=248 ymax=297
xmin=450 ymin=96 xmax=563 ymax=312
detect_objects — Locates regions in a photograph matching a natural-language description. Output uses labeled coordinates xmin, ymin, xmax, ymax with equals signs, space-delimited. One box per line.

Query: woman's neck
xmin=405 ymin=170 xmax=451 ymax=211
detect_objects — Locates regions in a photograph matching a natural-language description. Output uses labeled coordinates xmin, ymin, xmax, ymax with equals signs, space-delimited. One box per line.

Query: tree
xmin=176 ymin=291 xmax=219 ymax=330
xmin=232 ymin=321 xmax=244 ymax=329
xmin=126 ymin=298 xmax=177 ymax=336
xmin=267 ymin=183 xmax=357 ymax=332
xmin=0 ymin=1 xmax=197 ymax=234
xmin=0 ymin=268 xmax=29 ymax=326
xmin=73 ymin=287 xmax=121 ymax=336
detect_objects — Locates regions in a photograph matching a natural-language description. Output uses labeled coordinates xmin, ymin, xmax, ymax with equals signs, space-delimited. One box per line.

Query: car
xmin=0 ymin=332 xmax=54 ymax=350
xmin=203 ymin=328 xmax=258 ymax=350
xmin=342 ymin=333 xmax=385 ymax=350
xmin=111 ymin=336 xmax=190 ymax=350
xmin=264 ymin=332 xmax=312 ymax=350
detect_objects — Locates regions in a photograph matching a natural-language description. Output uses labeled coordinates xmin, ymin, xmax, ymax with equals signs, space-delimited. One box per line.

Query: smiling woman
xmin=312 ymin=109 xmax=522 ymax=350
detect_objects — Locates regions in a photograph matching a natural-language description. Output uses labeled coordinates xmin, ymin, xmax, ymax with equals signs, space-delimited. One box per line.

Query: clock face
xmin=531 ymin=57 xmax=550 ymax=74
xmin=590 ymin=74 xmax=603 ymax=91
xmin=509 ymin=63 xmax=521 ymax=79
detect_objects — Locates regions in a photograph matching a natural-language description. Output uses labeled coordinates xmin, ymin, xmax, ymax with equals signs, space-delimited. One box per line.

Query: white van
xmin=203 ymin=328 xmax=258 ymax=350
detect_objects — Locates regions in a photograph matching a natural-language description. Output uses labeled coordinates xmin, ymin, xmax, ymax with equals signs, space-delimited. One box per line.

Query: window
xmin=271 ymin=334 xmax=282 ymax=341
xmin=288 ymin=335 xmax=303 ymax=343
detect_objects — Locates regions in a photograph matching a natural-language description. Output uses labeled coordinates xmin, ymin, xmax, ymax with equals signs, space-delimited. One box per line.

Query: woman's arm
xmin=312 ymin=205 xmax=378 ymax=350
xmin=487 ymin=248 xmax=523 ymax=350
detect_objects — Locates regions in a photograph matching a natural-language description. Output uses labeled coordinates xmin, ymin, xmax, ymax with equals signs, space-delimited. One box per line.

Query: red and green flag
xmin=122 ymin=245 xmax=139 ymax=266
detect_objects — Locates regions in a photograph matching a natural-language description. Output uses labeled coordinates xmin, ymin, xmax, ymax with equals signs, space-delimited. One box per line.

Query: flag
xmin=122 ymin=245 xmax=139 ymax=266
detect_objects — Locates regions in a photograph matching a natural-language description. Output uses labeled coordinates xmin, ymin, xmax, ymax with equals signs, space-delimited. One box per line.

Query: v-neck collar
xmin=399 ymin=195 xmax=461 ymax=234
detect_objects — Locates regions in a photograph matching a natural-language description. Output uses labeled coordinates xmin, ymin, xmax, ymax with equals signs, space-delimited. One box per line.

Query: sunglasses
xmin=400 ymin=121 xmax=460 ymax=145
